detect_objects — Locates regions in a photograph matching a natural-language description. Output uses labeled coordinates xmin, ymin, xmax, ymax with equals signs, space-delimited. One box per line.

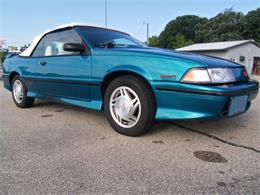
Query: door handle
xmin=39 ymin=61 xmax=47 ymax=66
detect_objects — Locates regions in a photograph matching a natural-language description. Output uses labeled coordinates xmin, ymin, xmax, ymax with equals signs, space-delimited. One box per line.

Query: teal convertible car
xmin=2 ymin=24 xmax=259 ymax=136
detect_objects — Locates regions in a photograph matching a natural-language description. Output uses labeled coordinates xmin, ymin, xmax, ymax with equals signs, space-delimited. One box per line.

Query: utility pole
xmin=105 ymin=0 xmax=108 ymax=28
xmin=143 ymin=22 xmax=149 ymax=45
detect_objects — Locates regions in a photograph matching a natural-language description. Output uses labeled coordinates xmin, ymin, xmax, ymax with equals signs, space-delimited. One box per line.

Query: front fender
xmin=104 ymin=64 xmax=153 ymax=81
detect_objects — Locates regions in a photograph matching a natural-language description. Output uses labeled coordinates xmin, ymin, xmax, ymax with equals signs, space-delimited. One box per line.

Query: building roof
xmin=20 ymin=23 xmax=126 ymax=57
xmin=176 ymin=40 xmax=260 ymax=52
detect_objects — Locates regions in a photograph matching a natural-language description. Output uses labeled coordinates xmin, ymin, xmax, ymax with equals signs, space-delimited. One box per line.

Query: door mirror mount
xmin=63 ymin=43 xmax=85 ymax=53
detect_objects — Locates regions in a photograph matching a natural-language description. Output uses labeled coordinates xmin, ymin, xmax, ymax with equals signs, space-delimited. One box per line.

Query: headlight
xmin=182 ymin=68 xmax=237 ymax=84
xmin=208 ymin=68 xmax=236 ymax=83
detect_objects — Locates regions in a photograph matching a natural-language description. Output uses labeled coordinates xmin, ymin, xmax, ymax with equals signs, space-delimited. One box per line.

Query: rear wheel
xmin=12 ymin=76 xmax=34 ymax=108
xmin=104 ymin=75 xmax=156 ymax=136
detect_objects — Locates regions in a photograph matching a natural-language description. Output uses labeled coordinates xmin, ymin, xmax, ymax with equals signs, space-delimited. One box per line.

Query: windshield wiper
xmin=94 ymin=42 xmax=115 ymax=48
xmin=94 ymin=42 xmax=143 ymax=49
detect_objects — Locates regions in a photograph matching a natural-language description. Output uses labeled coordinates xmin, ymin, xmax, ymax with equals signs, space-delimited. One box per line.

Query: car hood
xmin=110 ymin=47 xmax=241 ymax=68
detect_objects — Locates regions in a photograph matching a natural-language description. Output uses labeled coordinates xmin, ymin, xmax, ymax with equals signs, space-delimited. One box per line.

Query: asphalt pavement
xmin=0 ymin=76 xmax=260 ymax=194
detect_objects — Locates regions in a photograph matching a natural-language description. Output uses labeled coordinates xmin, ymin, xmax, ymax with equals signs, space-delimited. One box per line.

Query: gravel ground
xmin=0 ymin=76 xmax=260 ymax=194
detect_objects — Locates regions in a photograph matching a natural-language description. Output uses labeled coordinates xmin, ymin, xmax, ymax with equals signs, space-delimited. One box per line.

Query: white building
xmin=177 ymin=40 xmax=260 ymax=74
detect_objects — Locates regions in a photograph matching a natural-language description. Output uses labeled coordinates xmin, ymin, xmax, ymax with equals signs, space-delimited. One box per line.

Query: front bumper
xmin=153 ymin=80 xmax=259 ymax=120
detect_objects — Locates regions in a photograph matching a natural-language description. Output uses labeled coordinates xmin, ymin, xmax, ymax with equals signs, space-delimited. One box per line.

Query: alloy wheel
xmin=109 ymin=86 xmax=141 ymax=128
xmin=13 ymin=80 xmax=23 ymax=103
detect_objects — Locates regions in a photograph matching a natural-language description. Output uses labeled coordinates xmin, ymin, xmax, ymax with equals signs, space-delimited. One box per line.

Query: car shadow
xmin=33 ymin=99 xmax=57 ymax=107
xmin=32 ymin=99 xmax=248 ymax=138
xmin=146 ymin=115 xmax=250 ymax=139
xmin=32 ymin=99 xmax=105 ymax=117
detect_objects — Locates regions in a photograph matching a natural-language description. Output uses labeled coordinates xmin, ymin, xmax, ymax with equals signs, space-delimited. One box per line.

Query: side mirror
xmin=63 ymin=43 xmax=85 ymax=53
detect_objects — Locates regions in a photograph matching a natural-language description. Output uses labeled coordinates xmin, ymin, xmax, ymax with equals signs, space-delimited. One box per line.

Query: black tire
xmin=11 ymin=76 xmax=34 ymax=108
xmin=104 ymin=75 xmax=156 ymax=136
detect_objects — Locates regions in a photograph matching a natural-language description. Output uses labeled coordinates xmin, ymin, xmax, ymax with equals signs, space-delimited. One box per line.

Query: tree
xmin=148 ymin=8 xmax=260 ymax=49
xmin=241 ymin=8 xmax=260 ymax=43
xmin=195 ymin=9 xmax=244 ymax=42
xmin=20 ymin=44 xmax=29 ymax=52
xmin=158 ymin=15 xmax=207 ymax=48
xmin=172 ymin=35 xmax=193 ymax=48
xmin=0 ymin=51 xmax=8 ymax=64
xmin=148 ymin=36 xmax=159 ymax=47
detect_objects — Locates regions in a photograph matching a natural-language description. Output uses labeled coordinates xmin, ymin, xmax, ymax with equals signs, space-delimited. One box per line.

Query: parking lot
xmin=0 ymin=77 xmax=260 ymax=194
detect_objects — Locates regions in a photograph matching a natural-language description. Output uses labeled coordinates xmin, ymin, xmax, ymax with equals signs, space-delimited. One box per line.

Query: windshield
xmin=77 ymin=27 xmax=146 ymax=48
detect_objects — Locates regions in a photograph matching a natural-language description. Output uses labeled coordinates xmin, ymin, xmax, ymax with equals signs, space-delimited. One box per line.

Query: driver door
xmin=33 ymin=28 xmax=92 ymax=101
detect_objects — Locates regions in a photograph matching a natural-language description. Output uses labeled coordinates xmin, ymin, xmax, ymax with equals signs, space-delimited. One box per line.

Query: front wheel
xmin=12 ymin=76 xmax=34 ymax=108
xmin=104 ymin=75 xmax=156 ymax=136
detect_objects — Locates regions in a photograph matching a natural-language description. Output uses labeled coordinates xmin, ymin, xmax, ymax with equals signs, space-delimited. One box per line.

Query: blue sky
xmin=0 ymin=0 xmax=259 ymax=47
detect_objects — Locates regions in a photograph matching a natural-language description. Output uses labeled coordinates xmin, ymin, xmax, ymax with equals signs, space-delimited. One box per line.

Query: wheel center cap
xmin=115 ymin=98 xmax=131 ymax=118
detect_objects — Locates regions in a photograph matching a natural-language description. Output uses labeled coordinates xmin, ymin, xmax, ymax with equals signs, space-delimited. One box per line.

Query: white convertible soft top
xmin=20 ymin=22 xmax=112 ymax=57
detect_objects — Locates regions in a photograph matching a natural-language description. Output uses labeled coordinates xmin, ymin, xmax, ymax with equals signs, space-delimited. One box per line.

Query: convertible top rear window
xmin=77 ymin=27 xmax=145 ymax=48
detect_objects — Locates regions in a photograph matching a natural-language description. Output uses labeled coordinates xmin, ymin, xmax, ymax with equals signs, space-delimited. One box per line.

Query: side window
xmin=42 ymin=29 xmax=83 ymax=57
xmin=32 ymin=38 xmax=45 ymax=57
